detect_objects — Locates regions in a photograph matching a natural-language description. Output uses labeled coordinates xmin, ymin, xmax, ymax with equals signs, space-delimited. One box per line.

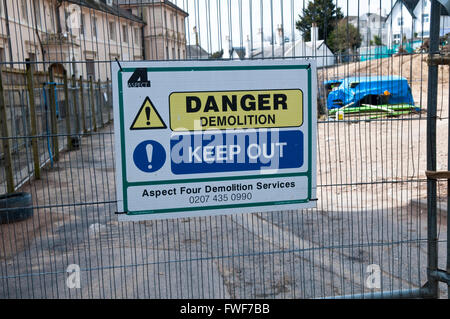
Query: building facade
xmin=0 ymin=0 xmax=188 ymax=80
xmin=386 ymin=0 xmax=450 ymax=47
xmin=119 ymin=0 xmax=188 ymax=61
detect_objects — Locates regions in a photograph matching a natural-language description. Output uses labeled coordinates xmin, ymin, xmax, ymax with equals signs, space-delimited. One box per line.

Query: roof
xmin=386 ymin=0 xmax=448 ymax=20
xmin=65 ymin=0 xmax=144 ymax=23
xmin=360 ymin=12 xmax=387 ymax=21
xmin=385 ymin=0 xmax=418 ymax=19
xmin=402 ymin=0 xmax=420 ymax=17
xmin=305 ymin=39 xmax=325 ymax=49
xmin=343 ymin=75 xmax=407 ymax=83
xmin=186 ymin=45 xmax=209 ymax=59
xmin=231 ymin=47 xmax=246 ymax=59
xmin=251 ymin=38 xmax=331 ymax=59
xmin=117 ymin=0 xmax=189 ymax=17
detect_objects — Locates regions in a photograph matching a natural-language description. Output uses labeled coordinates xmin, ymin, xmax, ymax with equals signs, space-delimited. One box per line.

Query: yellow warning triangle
xmin=130 ymin=97 xmax=167 ymax=130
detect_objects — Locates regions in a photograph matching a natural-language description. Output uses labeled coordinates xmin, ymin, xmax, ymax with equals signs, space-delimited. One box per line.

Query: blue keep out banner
xmin=170 ymin=130 xmax=303 ymax=174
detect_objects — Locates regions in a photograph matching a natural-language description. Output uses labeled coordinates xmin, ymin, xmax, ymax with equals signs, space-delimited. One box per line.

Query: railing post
xmin=98 ymin=78 xmax=104 ymax=128
xmin=26 ymin=59 xmax=40 ymax=180
xmin=71 ymin=75 xmax=80 ymax=135
xmin=79 ymin=75 xmax=87 ymax=134
xmin=107 ymin=77 xmax=111 ymax=123
xmin=426 ymin=0 xmax=441 ymax=299
xmin=48 ymin=67 xmax=59 ymax=162
xmin=63 ymin=70 xmax=72 ymax=151
xmin=89 ymin=76 xmax=97 ymax=132
xmin=0 ymin=68 xmax=14 ymax=193
xmin=447 ymin=13 xmax=450 ymax=302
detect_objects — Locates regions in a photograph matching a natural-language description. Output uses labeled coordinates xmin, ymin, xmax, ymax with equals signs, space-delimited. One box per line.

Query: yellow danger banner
xmin=169 ymin=89 xmax=303 ymax=131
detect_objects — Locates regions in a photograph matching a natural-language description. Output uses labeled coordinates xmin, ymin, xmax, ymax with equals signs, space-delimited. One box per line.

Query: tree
xmin=209 ymin=49 xmax=223 ymax=59
xmin=328 ymin=19 xmax=362 ymax=55
xmin=295 ymin=0 xmax=343 ymax=43
xmin=373 ymin=35 xmax=382 ymax=46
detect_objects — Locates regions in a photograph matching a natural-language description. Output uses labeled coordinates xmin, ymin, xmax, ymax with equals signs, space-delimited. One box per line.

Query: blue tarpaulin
xmin=326 ymin=75 xmax=414 ymax=109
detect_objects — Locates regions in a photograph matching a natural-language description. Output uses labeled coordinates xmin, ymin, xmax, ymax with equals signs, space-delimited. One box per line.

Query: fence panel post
xmin=107 ymin=77 xmax=111 ymax=123
xmin=79 ymin=76 xmax=87 ymax=133
xmin=26 ymin=60 xmax=40 ymax=180
xmin=97 ymin=79 xmax=104 ymax=128
xmin=89 ymin=76 xmax=97 ymax=132
xmin=49 ymin=67 xmax=59 ymax=162
xmin=0 ymin=68 xmax=14 ymax=193
xmin=63 ymin=70 xmax=72 ymax=151
xmin=72 ymin=75 xmax=80 ymax=135
xmin=426 ymin=0 xmax=441 ymax=299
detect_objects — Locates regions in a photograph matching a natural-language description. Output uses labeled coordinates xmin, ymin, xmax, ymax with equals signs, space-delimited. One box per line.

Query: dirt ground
xmin=318 ymin=53 xmax=449 ymax=202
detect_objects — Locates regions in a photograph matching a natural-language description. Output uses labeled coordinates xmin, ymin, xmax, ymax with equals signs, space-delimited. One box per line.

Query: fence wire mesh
xmin=0 ymin=0 xmax=449 ymax=299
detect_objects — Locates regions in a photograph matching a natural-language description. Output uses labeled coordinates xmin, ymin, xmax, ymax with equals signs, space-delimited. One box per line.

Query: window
xmin=394 ymin=34 xmax=401 ymax=39
xmin=0 ymin=48 xmax=5 ymax=63
xmin=35 ymin=2 xmax=42 ymax=28
xmin=109 ymin=21 xmax=116 ymax=41
xmin=92 ymin=17 xmax=97 ymax=38
xmin=21 ymin=0 xmax=28 ymax=21
xmin=422 ymin=14 xmax=429 ymax=23
xmin=398 ymin=17 xmax=403 ymax=26
xmin=28 ymin=52 xmax=36 ymax=62
xmin=172 ymin=47 xmax=175 ymax=59
xmin=86 ymin=60 xmax=95 ymax=79
xmin=64 ymin=9 xmax=70 ymax=30
xmin=134 ymin=28 xmax=140 ymax=46
xmin=122 ymin=25 xmax=128 ymax=43
xmin=50 ymin=5 xmax=56 ymax=32
xmin=80 ymin=14 xmax=85 ymax=35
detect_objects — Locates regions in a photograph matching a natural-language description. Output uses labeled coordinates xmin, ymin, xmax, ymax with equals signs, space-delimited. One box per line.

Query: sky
xmin=170 ymin=0 xmax=395 ymax=53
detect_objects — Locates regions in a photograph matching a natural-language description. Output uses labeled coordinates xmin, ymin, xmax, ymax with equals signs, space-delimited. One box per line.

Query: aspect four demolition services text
xmin=142 ymin=180 xmax=297 ymax=200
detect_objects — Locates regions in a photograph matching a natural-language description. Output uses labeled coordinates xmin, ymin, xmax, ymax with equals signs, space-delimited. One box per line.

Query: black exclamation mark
xmin=145 ymin=106 xmax=151 ymax=126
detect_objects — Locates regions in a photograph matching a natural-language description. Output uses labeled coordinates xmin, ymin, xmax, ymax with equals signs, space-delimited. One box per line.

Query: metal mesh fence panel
xmin=0 ymin=0 xmax=448 ymax=299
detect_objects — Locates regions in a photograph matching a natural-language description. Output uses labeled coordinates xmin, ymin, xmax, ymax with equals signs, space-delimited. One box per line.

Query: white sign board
xmin=112 ymin=60 xmax=317 ymax=221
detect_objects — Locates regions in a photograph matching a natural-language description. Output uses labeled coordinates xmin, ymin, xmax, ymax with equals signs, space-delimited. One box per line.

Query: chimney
xmin=223 ymin=35 xmax=231 ymax=59
xmin=193 ymin=26 xmax=199 ymax=46
xmin=257 ymin=28 xmax=263 ymax=43
xmin=311 ymin=23 xmax=318 ymax=57
xmin=277 ymin=24 xmax=284 ymax=47
xmin=245 ymin=35 xmax=252 ymax=58
xmin=311 ymin=23 xmax=319 ymax=42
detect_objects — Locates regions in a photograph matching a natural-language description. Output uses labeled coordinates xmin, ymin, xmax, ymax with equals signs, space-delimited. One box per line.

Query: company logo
xmin=128 ymin=68 xmax=151 ymax=88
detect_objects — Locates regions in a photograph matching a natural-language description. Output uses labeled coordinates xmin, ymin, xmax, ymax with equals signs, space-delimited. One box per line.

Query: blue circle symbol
xmin=133 ymin=140 xmax=166 ymax=173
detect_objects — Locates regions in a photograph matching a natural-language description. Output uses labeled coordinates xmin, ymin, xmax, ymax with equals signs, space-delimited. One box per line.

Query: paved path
xmin=0 ymin=123 xmax=447 ymax=298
